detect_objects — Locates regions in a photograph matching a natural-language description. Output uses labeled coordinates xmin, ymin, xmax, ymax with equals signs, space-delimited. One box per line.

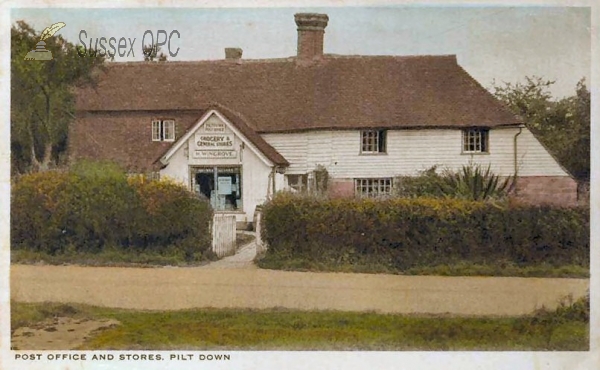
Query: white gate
xmin=254 ymin=210 xmax=267 ymax=255
xmin=211 ymin=214 xmax=236 ymax=258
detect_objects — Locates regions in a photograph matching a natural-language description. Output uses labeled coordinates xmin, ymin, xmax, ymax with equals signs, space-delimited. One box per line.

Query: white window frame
xmin=152 ymin=119 xmax=176 ymax=142
xmin=355 ymin=178 xmax=393 ymax=198
xmin=162 ymin=120 xmax=175 ymax=142
xmin=286 ymin=174 xmax=308 ymax=193
xmin=462 ymin=128 xmax=489 ymax=153
xmin=152 ymin=120 xmax=162 ymax=141
xmin=361 ymin=130 xmax=387 ymax=154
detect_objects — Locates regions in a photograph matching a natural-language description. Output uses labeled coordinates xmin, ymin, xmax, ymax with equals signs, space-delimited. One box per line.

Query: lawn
xmin=11 ymin=297 xmax=588 ymax=351
xmin=257 ymin=256 xmax=589 ymax=278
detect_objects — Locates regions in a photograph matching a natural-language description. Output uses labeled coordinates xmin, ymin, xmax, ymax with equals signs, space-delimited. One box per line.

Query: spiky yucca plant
xmin=440 ymin=164 xmax=512 ymax=201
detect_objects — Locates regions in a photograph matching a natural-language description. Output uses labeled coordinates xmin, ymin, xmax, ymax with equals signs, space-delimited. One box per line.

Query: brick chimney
xmin=225 ymin=47 xmax=243 ymax=60
xmin=294 ymin=13 xmax=329 ymax=60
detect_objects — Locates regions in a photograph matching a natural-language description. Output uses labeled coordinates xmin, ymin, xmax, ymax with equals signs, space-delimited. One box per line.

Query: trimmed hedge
xmin=261 ymin=193 xmax=589 ymax=270
xmin=11 ymin=161 xmax=213 ymax=260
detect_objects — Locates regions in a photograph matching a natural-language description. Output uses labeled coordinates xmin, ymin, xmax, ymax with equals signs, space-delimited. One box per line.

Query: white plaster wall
xmin=160 ymin=114 xmax=273 ymax=223
xmin=241 ymin=145 xmax=272 ymax=221
xmin=160 ymin=143 xmax=189 ymax=185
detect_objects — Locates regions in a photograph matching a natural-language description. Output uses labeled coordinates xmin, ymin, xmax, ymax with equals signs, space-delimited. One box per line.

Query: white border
xmin=1 ymin=1 xmax=597 ymax=370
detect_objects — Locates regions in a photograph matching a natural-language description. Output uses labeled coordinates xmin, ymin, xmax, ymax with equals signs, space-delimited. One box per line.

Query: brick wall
xmin=71 ymin=110 xmax=203 ymax=171
xmin=328 ymin=176 xmax=579 ymax=207
xmin=512 ymin=176 xmax=578 ymax=207
xmin=297 ymin=29 xmax=325 ymax=60
xmin=329 ymin=179 xmax=354 ymax=198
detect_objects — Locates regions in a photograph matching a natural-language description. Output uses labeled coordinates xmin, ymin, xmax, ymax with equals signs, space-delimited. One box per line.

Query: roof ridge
xmin=102 ymin=54 xmax=457 ymax=67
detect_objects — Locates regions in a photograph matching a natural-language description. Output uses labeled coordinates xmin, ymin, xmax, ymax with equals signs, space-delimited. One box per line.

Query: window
xmin=152 ymin=119 xmax=175 ymax=142
xmin=355 ymin=178 xmax=393 ymax=198
xmin=147 ymin=172 xmax=161 ymax=181
xmin=286 ymin=174 xmax=308 ymax=192
xmin=191 ymin=166 xmax=242 ymax=211
xmin=462 ymin=128 xmax=489 ymax=153
xmin=361 ymin=130 xmax=387 ymax=153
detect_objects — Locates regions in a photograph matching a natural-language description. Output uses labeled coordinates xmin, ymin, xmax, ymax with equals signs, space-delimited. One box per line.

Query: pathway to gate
xmin=204 ymin=231 xmax=258 ymax=269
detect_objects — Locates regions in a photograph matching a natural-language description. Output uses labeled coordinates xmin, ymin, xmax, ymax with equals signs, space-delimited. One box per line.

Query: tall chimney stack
xmin=294 ymin=13 xmax=329 ymax=61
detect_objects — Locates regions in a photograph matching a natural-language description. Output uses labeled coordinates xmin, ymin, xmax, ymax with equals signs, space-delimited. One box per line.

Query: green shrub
xmin=442 ymin=164 xmax=512 ymax=200
xmin=394 ymin=166 xmax=447 ymax=198
xmin=11 ymin=161 xmax=213 ymax=260
xmin=395 ymin=164 xmax=512 ymax=200
xmin=261 ymin=193 xmax=589 ymax=270
xmin=128 ymin=175 xmax=213 ymax=257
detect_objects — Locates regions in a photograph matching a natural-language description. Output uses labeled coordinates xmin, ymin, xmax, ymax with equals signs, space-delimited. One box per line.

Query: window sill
xmin=461 ymin=151 xmax=490 ymax=155
xmin=214 ymin=210 xmax=246 ymax=214
xmin=359 ymin=152 xmax=388 ymax=156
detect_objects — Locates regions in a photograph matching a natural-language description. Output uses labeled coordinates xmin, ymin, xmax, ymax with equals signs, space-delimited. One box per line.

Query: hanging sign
xmin=217 ymin=177 xmax=232 ymax=195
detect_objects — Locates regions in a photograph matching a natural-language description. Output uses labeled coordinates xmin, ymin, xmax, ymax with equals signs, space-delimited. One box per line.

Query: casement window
xmin=355 ymin=178 xmax=393 ymax=198
xmin=462 ymin=128 xmax=489 ymax=153
xmin=361 ymin=130 xmax=387 ymax=153
xmin=286 ymin=174 xmax=308 ymax=192
xmin=152 ymin=119 xmax=175 ymax=142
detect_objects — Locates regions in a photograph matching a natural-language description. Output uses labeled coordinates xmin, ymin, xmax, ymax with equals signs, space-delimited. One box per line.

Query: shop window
xmin=152 ymin=119 xmax=175 ymax=142
xmin=191 ymin=167 xmax=242 ymax=211
xmin=355 ymin=178 xmax=392 ymax=198
xmin=462 ymin=128 xmax=489 ymax=153
xmin=361 ymin=130 xmax=386 ymax=153
xmin=286 ymin=174 xmax=308 ymax=192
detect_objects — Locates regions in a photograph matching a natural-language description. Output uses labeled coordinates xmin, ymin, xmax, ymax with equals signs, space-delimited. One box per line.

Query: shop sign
xmin=203 ymin=121 xmax=226 ymax=133
xmin=195 ymin=134 xmax=234 ymax=150
xmin=193 ymin=150 xmax=237 ymax=159
xmin=217 ymin=177 xmax=232 ymax=194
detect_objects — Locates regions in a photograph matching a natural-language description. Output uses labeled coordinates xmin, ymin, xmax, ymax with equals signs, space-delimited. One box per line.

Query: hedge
xmin=261 ymin=193 xmax=589 ymax=269
xmin=11 ymin=161 xmax=213 ymax=260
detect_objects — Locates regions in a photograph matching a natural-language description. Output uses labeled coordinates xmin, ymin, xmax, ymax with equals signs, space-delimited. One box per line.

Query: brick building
xmin=71 ymin=13 xmax=577 ymax=227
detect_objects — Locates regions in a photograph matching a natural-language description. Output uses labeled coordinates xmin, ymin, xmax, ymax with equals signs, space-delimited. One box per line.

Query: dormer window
xmin=152 ymin=120 xmax=175 ymax=142
xmin=462 ymin=128 xmax=489 ymax=153
xmin=361 ymin=130 xmax=387 ymax=154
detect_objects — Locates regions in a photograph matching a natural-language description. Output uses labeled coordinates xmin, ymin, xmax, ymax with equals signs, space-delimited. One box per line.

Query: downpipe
xmin=513 ymin=125 xmax=524 ymax=194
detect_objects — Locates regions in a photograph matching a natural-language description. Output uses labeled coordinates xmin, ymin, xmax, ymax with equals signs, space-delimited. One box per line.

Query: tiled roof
xmin=75 ymin=55 xmax=523 ymax=133
xmin=158 ymin=103 xmax=290 ymax=167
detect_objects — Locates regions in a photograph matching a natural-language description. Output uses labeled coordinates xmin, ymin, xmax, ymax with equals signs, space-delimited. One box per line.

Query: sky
xmin=11 ymin=6 xmax=591 ymax=99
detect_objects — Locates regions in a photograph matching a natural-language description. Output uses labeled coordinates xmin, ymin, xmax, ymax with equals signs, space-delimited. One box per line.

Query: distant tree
xmin=11 ymin=21 xmax=105 ymax=174
xmin=491 ymin=76 xmax=590 ymax=181
xmin=142 ymin=44 xmax=167 ymax=62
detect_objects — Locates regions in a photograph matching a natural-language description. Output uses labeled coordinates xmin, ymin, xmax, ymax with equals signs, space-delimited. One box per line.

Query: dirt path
xmin=203 ymin=236 xmax=257 ymax=269
xmin=11 ymin=317 xmax=120 ymax=350
xmin=11 ymin=264 xmax=588 ymax=316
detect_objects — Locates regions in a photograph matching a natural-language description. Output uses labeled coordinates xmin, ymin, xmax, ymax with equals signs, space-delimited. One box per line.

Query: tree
xmin=11 ymin=21 xmax=106 ymax=174
xmin=491 ymin=77 xmax=590 ymax=181
xmin=142 ymin=44 xmax=167 ymax=62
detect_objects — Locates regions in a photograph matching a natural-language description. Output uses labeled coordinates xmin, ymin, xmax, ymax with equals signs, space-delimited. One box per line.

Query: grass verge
xmin=11 ymin=234 xmax=254 ymax=267
xmin=11 ymin=295 xmax=588 ymax=351
xmin=257 ymin=256 xmax=589 ymax=278
xmin=10 ymin=249 xmax=211 ymax=267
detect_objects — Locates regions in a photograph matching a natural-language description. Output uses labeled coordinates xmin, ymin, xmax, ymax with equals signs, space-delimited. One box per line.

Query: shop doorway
xmin=191 ymin=166 xmax=242 ymax=211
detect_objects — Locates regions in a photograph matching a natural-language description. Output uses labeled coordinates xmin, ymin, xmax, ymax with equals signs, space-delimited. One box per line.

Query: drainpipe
xmin=271 ymin=166 xmax=276 ymax=195
xmin=266 ymin=167 xmax=274 ymax=200
xmin=513 ymin=125 xmax=524 ymax=194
